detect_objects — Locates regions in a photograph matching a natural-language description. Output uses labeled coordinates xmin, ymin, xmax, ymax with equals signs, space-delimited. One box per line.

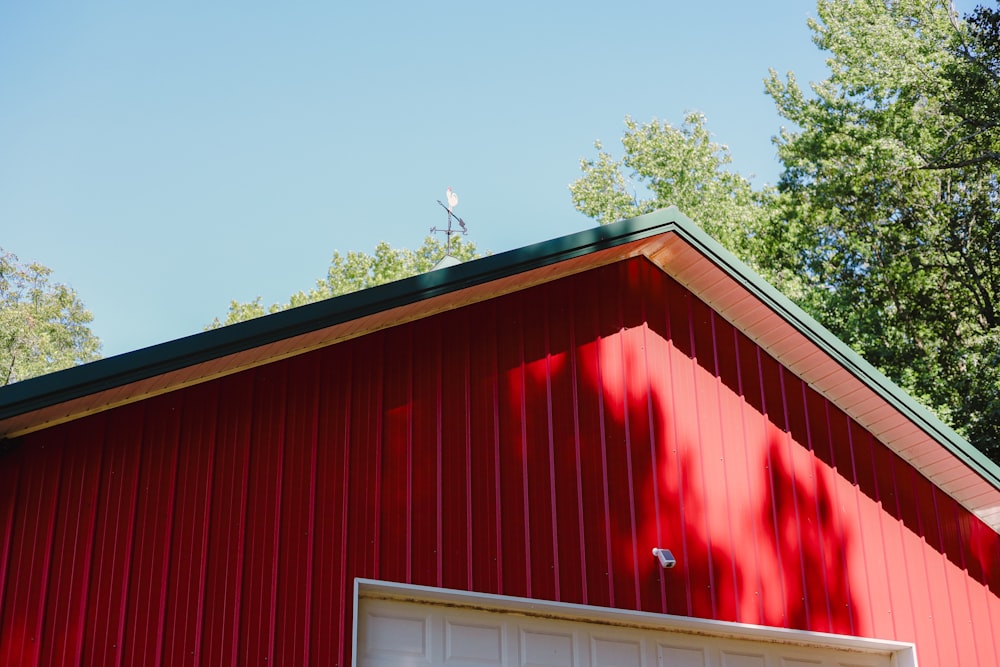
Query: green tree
xmin=0 ymin=249 xmax=102 ymax=384
xmin=937 ymin=2 xmax=1000 ymax=171
xmin=766 ymin=0 xmax=1000 ymax=459
xmin=570 ymin=114 xmax=777 ymax=274
xmin=209 ymin=235 xmax=482 ymax=328
xmin=572 ymin=2 xmax=1000 ymax=461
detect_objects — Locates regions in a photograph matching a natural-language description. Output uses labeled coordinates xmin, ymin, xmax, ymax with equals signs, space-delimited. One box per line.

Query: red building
xmin=1 ymin=208 xmax=998 ymax=666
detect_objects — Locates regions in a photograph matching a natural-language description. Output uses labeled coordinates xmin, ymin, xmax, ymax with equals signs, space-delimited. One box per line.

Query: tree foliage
xmin=937 ymin=2 xmax=1000 ymax=171
xmin=209 ymin=235 xmax=482 ymax=328
xmin=572 ymin=1 xmax=1000 ymax=462
xmin=0 ymin=249 xmax=101 ymax=384
xmin=570 ymin=114 xmax=777 ymax=274
xmin=767 ymin=0 xmax=1000 ymax=459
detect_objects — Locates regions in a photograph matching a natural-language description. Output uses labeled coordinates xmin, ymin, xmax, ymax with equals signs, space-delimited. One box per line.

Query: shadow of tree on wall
xmin=760 ymin=438 xmax=857 ymax=634
xmin=485 ymin=255 xmax=1000 ymax=649
xmin=485 ymin=257 xmax=860 ymax=634
xmin=3 ymin=257 xmax=999 ymax=667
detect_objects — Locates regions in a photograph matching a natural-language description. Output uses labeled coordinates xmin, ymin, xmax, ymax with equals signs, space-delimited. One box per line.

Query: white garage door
xmin=355 ymin=581 xmax=912 ymax=667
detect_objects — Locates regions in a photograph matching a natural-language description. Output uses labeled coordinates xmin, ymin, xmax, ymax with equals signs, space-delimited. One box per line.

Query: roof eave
xmin=2 ymin=206 xmax=998 ymax=531
xmin=0 ymin=211 xmax=677 ymax=429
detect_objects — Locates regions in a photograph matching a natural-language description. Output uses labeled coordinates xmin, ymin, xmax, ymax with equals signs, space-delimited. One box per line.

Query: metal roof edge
xmin=4 ymin=206 xmax=998 ymax=496
xmin=0 ymin=209 xmax=678 ymax=423
xmin=662 ymin=208 xmax=1000 ymax=492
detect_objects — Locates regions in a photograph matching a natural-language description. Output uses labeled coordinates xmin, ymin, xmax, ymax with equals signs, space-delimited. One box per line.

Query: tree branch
xmin=920 ymin=152 xmax=1000 ymax=170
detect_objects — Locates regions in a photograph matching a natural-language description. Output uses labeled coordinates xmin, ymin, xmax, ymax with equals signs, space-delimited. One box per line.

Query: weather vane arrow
xmin=432 ymin=187 xmax=469 ymax=256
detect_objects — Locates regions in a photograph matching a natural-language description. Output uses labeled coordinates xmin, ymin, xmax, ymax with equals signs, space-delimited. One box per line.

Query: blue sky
xmin=1 ymin=1 xmax=978 ymax=358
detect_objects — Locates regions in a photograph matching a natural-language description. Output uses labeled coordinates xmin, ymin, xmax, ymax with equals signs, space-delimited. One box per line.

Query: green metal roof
xmin=0 ymin=212 xmax=673 ymax=424
xmin=2 ymin=207 xmax=998 ymax=527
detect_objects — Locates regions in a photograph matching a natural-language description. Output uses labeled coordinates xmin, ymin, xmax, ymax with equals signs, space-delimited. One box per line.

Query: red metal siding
xmin=2 ymin=257 xmax=999 ymax=666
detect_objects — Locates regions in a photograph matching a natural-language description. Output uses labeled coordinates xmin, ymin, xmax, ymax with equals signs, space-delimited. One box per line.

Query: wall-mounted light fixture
xmin=652 ymin=547 xmax=677 ymax=569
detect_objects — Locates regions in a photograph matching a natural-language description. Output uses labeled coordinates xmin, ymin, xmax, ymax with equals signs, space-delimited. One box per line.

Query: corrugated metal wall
xmin=1 ymin=258 xmax=998 ymax=667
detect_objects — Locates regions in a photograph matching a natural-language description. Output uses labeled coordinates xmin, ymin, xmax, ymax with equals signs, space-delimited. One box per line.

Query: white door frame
xmin=352 ymin=578 xmax=917 ymax=667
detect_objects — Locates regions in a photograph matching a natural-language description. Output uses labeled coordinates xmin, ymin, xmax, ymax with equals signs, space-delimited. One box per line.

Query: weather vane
xmin=431 ymin=187 xmax=468 ymax=257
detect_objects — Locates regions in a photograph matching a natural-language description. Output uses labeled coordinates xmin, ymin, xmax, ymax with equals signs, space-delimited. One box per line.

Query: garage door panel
xmin=777 ymin=658 xmax=822 ymax=667
xmin=520 ymin=629 xmax=576 ymax=667
xmin=655 ymin=643 xmax=708 ymax=667
xmin=590 ymin=636 xmax=642 ymax=667
xmin=364 ymin=611 xmax=432 ymax=662
xmin=718 ymin=652 xmax=766 ymax=667
xmin=445 ymin=619 xmax=506 ymax=665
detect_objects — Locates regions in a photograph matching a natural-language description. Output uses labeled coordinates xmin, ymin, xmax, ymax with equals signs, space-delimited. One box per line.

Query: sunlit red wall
xmin=1 ymin=257 xmax=999 ymax=667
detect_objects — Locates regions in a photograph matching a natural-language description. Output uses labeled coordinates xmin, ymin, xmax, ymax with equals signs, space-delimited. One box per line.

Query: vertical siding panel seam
xmin=183 ymin=413 xmax=206 ymax=664
xmin=304 ymin=375 xmax=321 ymax=667
xmin=639 ymin=267 xmax=661 ymax=602
xmin=640 ymin=317 xmax=665 ymax=614
xmin=973 ymin=519 xmax=995 ymax=664
xmin=687 ymin=294 xmax=716 ymax=620
xmin=248 ymin=375 xmax=274 ymax=663
xmin=710 ymin=312 xmax=741 ymax=622
xmin=434 ymin=335 xmax=443 ymax=586
xmin=518 ymin=305 xmax=532 ymax=598
xmin=594 ymin=310 xmax=615 ymax=608
xmin=124 ymin=415 xmax=149 ymax=662
xmin=568 ymin=305 xmax=588 ymax=605
xmin=865 ymin=431 xmax=897 ymax=640
xmin=617 ymin=298 xmax=641 ymax=610
xmin=336 ymin=357 xmax=353 ymax=667
xmin=733 ymin=330 xmax=765 ymax=624
xmin=465 ymin=332 xmax=474 ymax=592
xmin=30 ymin=432 xmax=66 ymax=666
xmin=930 ymin=486 xmax=961 ymax=663
xmin=37 ymin=431 xmax=68 ymax=665
xmin=66 ymin=422 xmax=106 ymax=667
xmin=972 ymin=518 xmax=997 ymax=664
xmin=192 ymin=390 xmax=220 ymax=665
xmin=906 ymin=465 xmax=940 ymax=667
xmin=168 ymin=412 xmax=195 ymax=667
xmin=112 ymin=409 xmax=147 ymax=667
xmin=777 ymin=368 xmax=809 ymax=629
xmin=661 ymin=285 xmax=691 ymax=617
xmin=1 ymin=458 xmax=30 ymax=667
xmin=844 ymin=415 xmax=875 ymax=634
xmin=233 ymin=384 xmax=266 ymax=660
xmin=981 ymin=561 xmax=1000 ymax=664
xmin=887 ymin=448 xmax=918 ymax=647
xmin=154 ymin=405 xmax=184 ymax=667
xmin=265 ymin=372 xmax=286 ymax=663
xmin=166 ymin=418 xmax=190 ymax=667
xmin=757 ymin=346 xmax=788 ymax=624
xmin=799 ymin=383 xmax=834 ymax=631
xmin=0 ymin=449 xmax=22 ymax=642
xmin=373 ymin=350 xmax=385 ymax=584
xmin=229 ymin=381 xmax=254 ymax=666
xmin=8 ymin=448 xmax=34 ymax=664
xmin=984 ymin=522 xmax=1000 ymax=663
xmin=44 ymin=431 xmax=74 ymax=666
xmin=406 ymin=333 xmax=413 ymax=584
xmin=544 ymin=309 xmax=561 ymax=601
xmin=491 ymin=310 xmax=503 ymax=595
xmin=4 ymin=459 xmax=27 ymax=666
xmin=951 ymin=492 xmax=984 ymax=664
xmin=4 ymin=454 xmax=36 ymax=666
xmin=820 ymin=401 xmax=853 ymax=635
